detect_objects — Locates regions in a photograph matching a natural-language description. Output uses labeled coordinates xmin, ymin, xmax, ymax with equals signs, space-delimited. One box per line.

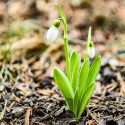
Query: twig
xmin=25 ymin=108 xmax=32 ymax=125
xmin=0 ymin=100 xmax=7 ymax=120
xmin=117 ymin=73 xmax=125 ymax=96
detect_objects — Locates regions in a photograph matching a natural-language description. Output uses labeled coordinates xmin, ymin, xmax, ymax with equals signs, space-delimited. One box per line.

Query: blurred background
xmin=0 ymin=0 xmax=125 ymax=82
xmin=0 ymin=0 xmax=125 ymax=66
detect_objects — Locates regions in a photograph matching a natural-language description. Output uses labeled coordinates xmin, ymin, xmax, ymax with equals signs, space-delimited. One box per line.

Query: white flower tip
xmin=88 ymin=47 xmax=95 ymax=58
xmin=46 ymin=26 xmax=58 ymax=42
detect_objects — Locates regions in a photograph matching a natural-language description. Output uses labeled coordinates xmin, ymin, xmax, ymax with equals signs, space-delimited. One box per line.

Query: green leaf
xmin=82 ymin=56 xmax=101 ymax=91
xmin=69 ymin=50 xmax=78 ymax=79
xmin=66 ymin=98 xmax=74 ymax=112
xmin=86 ymin=55 xmax=101 ymax=86
xmin=87 ymin=27 xmax=92 ymax=44
xmin=54 ymin=67 xmax=74 ymax=99
xmin=70 ymin=51 xmax=81 ymax=92
xmin=78 ymin=58 xmax=90 ymax=101
xmin=73 ymin=87 xmax=79 ymax=117
xmin=84 ymin=27 xmax=92 ymax=58
xmin=54 ymin=67 xmax=74 ymax=110
xmin=77 ymin=82 xmax=95 ymax=118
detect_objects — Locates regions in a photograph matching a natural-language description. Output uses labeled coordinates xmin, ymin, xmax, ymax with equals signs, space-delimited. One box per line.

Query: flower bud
xmin=46 ymin=25 xmax=58 ymax=42
xmin=53 ymin=19 xmax=60 ymax=28
xmin=88 ymin=41 xmax=95 ymax=58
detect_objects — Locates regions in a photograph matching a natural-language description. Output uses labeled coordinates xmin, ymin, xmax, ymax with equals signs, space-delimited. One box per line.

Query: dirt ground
xmin=0 ymin=0 xmax=125 ymax=125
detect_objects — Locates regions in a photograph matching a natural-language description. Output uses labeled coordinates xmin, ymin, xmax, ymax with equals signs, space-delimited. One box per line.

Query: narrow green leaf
xmin=73 ymin=87 xmax=79 ymax=117
xmin=77 ymin=82 xmax=95 ymax=118
xmin=87 ymin=27 xmax=92 ymax=44
xmin=82 ymin=56 xmax=101 ymax=91
xmin=85 ymin=27 xmax=92 ymax=58
xmin=78 ymin=58 xmax=90 ymax=101
xmin=54 ymin=67 xmax=74 ymax=111
xmin=86 ymin=55 xmax=101 ymax=86
xmin=66 ymin=98 xmax=74 ymax=112
xmin=69 ymin=50 xmax=78 ymax=80
xmin=54 ymin=67 xmax=74 ymax=99
xmin=70 ymin=52 xmax=81 ymax=92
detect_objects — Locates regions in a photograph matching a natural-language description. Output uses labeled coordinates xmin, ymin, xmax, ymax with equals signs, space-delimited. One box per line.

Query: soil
xmin=0 ymin=59 xmax=125 ymax=125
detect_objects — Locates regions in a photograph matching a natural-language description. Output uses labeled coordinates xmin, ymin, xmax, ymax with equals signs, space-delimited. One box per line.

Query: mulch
xmin=0 ymin=59 xmax=125 ymax=125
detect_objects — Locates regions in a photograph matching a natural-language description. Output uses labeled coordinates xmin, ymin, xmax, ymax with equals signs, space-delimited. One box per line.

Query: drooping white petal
xmin=88 ymin=47 xmax=95 ymax=58
xmin=46 ymin=26 xmax=58 ymax=42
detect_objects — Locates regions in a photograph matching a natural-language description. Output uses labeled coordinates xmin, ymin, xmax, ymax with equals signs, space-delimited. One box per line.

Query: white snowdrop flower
xmin=88 ymin=47 xmax=95 ymax=58
xmin=46 ymin=26 xmax=58 ymax=42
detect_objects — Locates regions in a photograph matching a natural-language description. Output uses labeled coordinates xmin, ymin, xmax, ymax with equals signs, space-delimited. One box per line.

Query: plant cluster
xmin=46 ymin=3 xmax=101 ymax=118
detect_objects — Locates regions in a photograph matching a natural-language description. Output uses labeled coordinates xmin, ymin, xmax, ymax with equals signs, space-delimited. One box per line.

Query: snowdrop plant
xmin=46 ymin=3 xmax=101 ymax=118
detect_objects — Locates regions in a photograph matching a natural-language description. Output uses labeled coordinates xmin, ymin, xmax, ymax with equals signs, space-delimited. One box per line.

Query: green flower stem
xmin=55 ymin=3 xmax=71 ymax=80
